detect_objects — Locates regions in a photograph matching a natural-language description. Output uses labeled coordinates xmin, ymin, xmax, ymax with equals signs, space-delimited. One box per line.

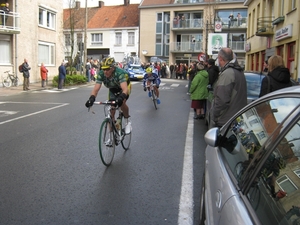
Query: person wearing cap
xmin=85 ymin=57 xmax=132 ymax=134
xmin=189 ymin=63 xmax=209 ymax=119
xmin=210 ymin=47 xmax=247 ymax=128
xmin=143 ymin=67 xmax=161 ymax=104
xmin=207 ymin=58 xmax=219 ymax=90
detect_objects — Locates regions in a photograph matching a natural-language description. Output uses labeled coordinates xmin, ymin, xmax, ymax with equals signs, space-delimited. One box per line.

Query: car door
xmin=219 ymin=96 xmax=300 ymax=224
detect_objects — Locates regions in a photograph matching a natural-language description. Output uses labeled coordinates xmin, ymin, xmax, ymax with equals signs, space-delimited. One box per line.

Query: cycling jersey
xmin=143 ymin=73 xmax=161 ymax=87
xmin=96 ymin=67 xmax=131 ymax=99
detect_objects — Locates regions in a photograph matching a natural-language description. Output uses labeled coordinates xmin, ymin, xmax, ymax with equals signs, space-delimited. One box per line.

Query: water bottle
xmin=115 ymin=118 xmax=121 ymax=134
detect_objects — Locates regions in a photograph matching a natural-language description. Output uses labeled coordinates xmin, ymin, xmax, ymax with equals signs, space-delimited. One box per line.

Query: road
xmin=0 ymin=79 xmax=207 ymax=225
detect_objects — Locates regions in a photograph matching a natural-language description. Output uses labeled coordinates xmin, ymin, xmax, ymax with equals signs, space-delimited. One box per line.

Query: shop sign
xmin=275 ymin=24 xmax=293 ymax=41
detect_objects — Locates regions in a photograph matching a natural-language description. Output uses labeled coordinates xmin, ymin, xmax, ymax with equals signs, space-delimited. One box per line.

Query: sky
xmin=63 ymin=0 xmax=142 ymax=8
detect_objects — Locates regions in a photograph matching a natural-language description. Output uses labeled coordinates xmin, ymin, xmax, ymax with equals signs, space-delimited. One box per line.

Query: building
xmin=0 ymin=0 xmax=65 ymax=85
xmin=139 ymin=0 xmax=247 ymax=67
xmin=63 ymin=0 xmax=139 ymax=68
xmin=244 ymin=0 xmax=299 ymax=81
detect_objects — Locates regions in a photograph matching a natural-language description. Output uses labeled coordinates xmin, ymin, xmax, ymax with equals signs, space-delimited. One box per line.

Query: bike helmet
xmin=101 ymin=57 xmax=115 ymax=70
xmin=145 ymin=67 xmax=152 ymax=73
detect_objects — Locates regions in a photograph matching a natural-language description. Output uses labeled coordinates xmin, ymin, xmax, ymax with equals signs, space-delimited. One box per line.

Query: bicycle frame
xmin=2 ymin=71 xmax=18 ymax=87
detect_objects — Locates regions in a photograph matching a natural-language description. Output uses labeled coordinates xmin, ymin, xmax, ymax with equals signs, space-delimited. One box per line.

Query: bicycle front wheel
xmin=2 ymin=77 xmax=11 ymax=87
xmin=152 ymin=90 xmax=157 ymax=110
xmin=121 ymin=116 xmax=131 ymax=150
xmin=99 ymin=119 xmax=115 ymax=166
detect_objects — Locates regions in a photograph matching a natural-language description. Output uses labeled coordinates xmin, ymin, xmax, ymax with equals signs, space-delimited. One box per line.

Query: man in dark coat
xmin=58 ymin=61 xmax=67 ymax=89
xmin=22 ymin=58 xmax=31 ymax=91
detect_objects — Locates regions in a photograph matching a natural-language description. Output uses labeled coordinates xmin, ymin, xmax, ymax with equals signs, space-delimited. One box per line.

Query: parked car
xmin=205 ymin=72 xmax=265 ymax=126
xmin=200 ymin=85 xmax=300 ymax=225
xmin=125 ymin=64 xmax=145 ymax=81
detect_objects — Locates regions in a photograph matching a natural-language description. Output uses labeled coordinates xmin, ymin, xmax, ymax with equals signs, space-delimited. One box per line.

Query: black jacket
xmin=259 ymin=66 xmax=292 ymax=97
xmin=207 ymin=65 xmax=219 ymax=86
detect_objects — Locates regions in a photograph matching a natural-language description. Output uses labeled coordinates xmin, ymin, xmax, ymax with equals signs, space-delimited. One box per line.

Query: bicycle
xmin=146 ymin=83 xmax=158 ymax=110
xmin=89 ymin=100 xmax=131 ymax=166
xmin=2 ymin=70 xmax=19 ymax=87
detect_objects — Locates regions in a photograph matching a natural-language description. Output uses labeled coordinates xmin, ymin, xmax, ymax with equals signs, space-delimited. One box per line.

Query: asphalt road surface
xmin=0 ymin=79 xmax=207 ymax=225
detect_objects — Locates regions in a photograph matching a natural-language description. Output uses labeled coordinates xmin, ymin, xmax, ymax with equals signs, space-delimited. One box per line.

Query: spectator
xmin=58 ymin=61 xmax=66 ymax=89
xmin=189 ymin=63 xmax=209 ymax=119
xmin=228 ymin=13 xmax=234 ymax=27
xmin=191 ymin=36 xmax=196 ymax=51
xmin=22 ymin=58 xmax=31 ymax=91
xmin=237 ymin=13 xmax=242 ymax=26
xmin=40 ymin=62 xmax=48 ymax=88
xmin=169 ymin=63 xmax=175 ymax=78
xmin=187 ymin=62 xmax=197 ymax=95
xmin=1 ymin=2 xmax=10 ymax=27
xmin=259 ymin=55 xmax=293 ymax=97
xmin=210 ymin=47 xmax=247 ymax=128
xmin=207 ymin=58 xmax=219 ymax=90
xmin=181 ymin=15 xmax=186 ymax=28
xmin=161 ymin=63 xmax=167 ymax=78
xmin=85 ymin=59 xmax=91 ymax=82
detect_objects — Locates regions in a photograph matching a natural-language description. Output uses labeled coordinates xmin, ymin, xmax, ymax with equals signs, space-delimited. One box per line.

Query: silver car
xmin=200 ymin=85 xmax=300 ymax=225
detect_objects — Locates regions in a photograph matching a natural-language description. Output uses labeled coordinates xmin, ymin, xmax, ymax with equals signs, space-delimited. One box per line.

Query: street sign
xmin=184 ymin=54 xmax=192 ymax=57
xmin=215 ymin=21 xmax=222 ymax=32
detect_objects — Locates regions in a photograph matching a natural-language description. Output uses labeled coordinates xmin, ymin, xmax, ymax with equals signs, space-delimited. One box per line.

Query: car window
xmin=245 ymin=74 xmax=263 ymax=99
xmin=220 ymin=97 xmax=300 ymax=224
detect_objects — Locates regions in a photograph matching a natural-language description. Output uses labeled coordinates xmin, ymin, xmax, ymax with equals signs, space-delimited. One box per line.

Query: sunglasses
xmin=103 ymin=67 xmax=111 ymax=71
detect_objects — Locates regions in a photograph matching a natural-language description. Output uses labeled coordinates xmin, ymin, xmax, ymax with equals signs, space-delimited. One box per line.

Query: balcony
xmin=172 ymin=18 xmax=204 ymax=30
xmin=272 ymin=16 xmax=284 ymax=25
xmin=0 ymin=11 xmax=21 ymax=34
xmin=170 ymin=41 xmax=203 ymax=53
xmin=216 ymin=17 xmax=248 ymax=29
xmin=256 ymin=17 xmax=274 ymax=36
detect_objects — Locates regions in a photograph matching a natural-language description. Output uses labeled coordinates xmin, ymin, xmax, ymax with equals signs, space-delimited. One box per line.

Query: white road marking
xmin=171 ymin=84 xmax=180 ymax=87
xmin=178 ymin=109 xmax=194 ymax=225
xmin=0 ymin=102 xmax=69 ymax=125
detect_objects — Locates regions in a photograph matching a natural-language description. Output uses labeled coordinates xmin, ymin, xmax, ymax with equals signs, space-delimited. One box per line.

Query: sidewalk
xmin=0 ymin=81 xmax=54 ymax=97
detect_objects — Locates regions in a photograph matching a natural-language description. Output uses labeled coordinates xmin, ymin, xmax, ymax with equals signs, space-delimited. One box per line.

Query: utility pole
xmin=83 ymin=0 xmax=88 ymax=76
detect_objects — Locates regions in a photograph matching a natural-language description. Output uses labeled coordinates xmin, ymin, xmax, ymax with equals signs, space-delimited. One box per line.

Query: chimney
xmin=75 ymin=1 xmax=80 ymax=9
xmin=124 ymin=0 xmax=130 ymax=6
xmin=98 ymin=1 xmax=104 ymax=8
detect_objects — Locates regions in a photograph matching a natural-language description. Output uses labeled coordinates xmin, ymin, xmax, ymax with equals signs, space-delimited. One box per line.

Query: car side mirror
xmin=204 ymin=127 xmax=219 ymax=147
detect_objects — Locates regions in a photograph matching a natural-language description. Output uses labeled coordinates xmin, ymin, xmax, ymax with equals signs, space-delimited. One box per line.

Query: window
xmin=277 ymin=45 xmax=284 ymax=57
xmin=91 ymin=33 xmax=103 ymax=45
xmin=115 ymin=32 xmax=122 ymax=45
xmin=38 ymin=41 xmax=55 ymax=65
xmin=280 ymin=0 xmax=284 ymax=15
xmin=294 ymin=169 xmax=300 ymax=178
xmin=277 ymin=175 xmax=298 ymax=194
xmin=287 ymin=42 xmax=295 ymax=78
xmin=65 ymin=34 xmax=71 ymax=46
xmin=128 ymin=32 xmax=135 ymax=45
xmin=0 ymin=35 xmax=11 ymax=64
xmin=39 ymin=7 xmax=56 ymax=29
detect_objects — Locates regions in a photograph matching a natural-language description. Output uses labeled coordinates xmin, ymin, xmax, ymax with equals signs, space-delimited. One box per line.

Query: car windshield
xmin=130 ymin=66 xmax=143 ymax=72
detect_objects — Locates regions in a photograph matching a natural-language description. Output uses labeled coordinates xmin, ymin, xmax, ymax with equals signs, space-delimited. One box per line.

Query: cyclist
xmin=143 ymin=67 xmax=161 ymax=104
xmin=85 ymin=57 xmax=132 ymax=134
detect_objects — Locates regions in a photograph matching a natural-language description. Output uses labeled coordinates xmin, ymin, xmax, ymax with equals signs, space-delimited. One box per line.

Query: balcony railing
xmin=215 ymin=17 xmax=248 ymax=28
xmin=0 ymin=11 xmax=21 ymax=34
xmin=229 ymin=41 xmax=245 ymax=51
xmin=173 ymin=18 xmax=204 ymax=29
xmin=170 ymin=41 xmax=203 ymax=52
xmin=256 ymin=16 xmax=274 ymax=36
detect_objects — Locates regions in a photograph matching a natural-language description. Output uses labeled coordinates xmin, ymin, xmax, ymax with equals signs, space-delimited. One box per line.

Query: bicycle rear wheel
xmin=2 ymin=77 xmax=11 ymax=87
xmin=121 ymin=116 xmax=131 ymax=150
xmin=152 ymin=90 xmax=157 ymax=110
xmin=99 ymin=119 xmax=115 ymax=166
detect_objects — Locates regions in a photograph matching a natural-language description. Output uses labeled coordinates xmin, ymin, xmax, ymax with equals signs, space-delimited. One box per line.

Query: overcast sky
xmin=63 ymin=0 xmax=142 ymax=8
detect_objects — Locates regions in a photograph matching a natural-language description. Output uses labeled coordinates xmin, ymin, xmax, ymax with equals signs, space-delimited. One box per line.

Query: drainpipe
xmin=15 ymin=0 xmax=18 ymax=78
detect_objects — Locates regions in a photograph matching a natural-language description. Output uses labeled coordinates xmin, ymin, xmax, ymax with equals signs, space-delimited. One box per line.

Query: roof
xmin=140 ymin=0 xmax=174 ymax=6
xmin=63 ymin=4 xmax=139 ymax=30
